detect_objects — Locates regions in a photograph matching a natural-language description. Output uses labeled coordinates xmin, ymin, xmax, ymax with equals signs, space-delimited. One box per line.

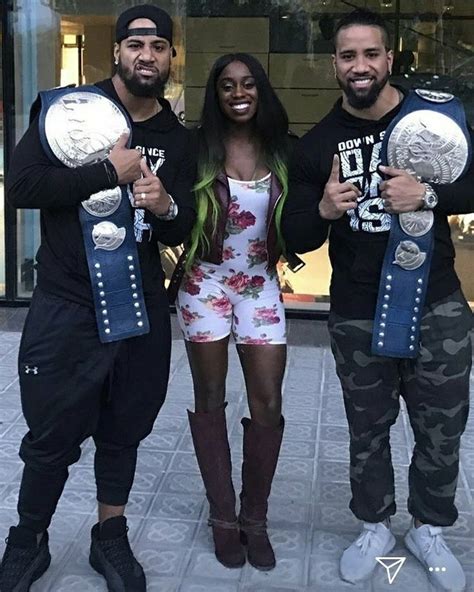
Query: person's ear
xmin=113 ymin=43 xmax=120 ymax=66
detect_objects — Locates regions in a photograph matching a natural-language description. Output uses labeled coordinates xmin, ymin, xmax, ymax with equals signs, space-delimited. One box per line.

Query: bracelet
xmin=103 ymin=158 xmax=118 ymax=187
xmin=156 ymin=194 xmax=179 ymax=221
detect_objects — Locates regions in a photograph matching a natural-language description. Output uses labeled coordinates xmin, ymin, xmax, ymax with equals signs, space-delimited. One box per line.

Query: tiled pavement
xmin=0 ymin=310 xmax=472 ymax=592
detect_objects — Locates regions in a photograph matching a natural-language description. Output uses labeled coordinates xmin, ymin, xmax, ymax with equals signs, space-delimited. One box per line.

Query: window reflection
xmin=0 ymin=20 xmax=4 ymax=297
xmin=5 ymin=0 xmax=474 ymax=307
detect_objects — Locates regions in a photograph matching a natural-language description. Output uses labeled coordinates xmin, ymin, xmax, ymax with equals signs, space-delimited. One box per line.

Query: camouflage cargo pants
xmin=328 ymin=290 xmax=472 ymax=526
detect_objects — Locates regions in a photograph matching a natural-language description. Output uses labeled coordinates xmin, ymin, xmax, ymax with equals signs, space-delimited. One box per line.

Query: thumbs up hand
xmin=107 ymin=132 xmax=142 ymax=185
xmin=133 ymin=158 xmax=172 ymax=217
xmin=379 ymin=165 xmax=425 ymax=213
xmin=318 ymin=154 xmax=362 ymax=220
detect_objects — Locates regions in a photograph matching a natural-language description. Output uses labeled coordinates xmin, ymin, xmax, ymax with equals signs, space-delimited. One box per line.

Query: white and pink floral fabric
xmin=176 ymin=174 xmax=286 ymax=345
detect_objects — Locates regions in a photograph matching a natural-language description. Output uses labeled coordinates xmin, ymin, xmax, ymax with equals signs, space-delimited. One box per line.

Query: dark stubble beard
xmin=117 ymin=59 xmax=169 ymax=98
xmin=337 ymin=70 xmax=390 ymax=110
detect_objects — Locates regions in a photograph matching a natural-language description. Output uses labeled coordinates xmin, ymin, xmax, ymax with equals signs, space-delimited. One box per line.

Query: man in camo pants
xmin=329 ymin=295 xmax=471 ymax=527
xmin=283 ymin=8 xmax=473 ymax=592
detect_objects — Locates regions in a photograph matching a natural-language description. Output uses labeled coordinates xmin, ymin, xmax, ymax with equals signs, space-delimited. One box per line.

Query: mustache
xmin=116 ymin=60 xmax=169 ymax=98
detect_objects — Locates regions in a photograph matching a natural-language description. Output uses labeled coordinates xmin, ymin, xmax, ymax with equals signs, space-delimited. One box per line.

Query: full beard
xmin=337 ymin=71 xmax=390 ymax=110
xmin=117 ymin=61 xmax=169 ymax=98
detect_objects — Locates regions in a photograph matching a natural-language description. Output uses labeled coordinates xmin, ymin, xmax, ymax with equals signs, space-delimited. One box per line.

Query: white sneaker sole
xmin=404 ymin=532 xmax=466 ymax=592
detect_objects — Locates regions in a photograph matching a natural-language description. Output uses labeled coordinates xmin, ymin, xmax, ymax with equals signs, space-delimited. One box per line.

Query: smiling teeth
xmin=233 ymin=103 xmax=249 ymax=110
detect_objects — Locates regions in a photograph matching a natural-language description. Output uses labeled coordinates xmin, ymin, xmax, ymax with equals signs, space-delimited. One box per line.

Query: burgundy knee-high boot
xmin=239 ymin=416 xmax=284 ymax=570
xmin=188 ymin=404 xmax=245 ymax=568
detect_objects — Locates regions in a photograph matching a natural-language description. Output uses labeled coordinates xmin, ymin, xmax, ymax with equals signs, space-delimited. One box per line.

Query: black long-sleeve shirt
xmin=282 ymin=90 xmax=474 ymax=319
xmin=7 ymin=79 xmax=196 ymax=307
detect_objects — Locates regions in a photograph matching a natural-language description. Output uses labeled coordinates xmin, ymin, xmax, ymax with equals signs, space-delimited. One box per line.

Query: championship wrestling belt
xmin=38 ymin=85 xmax=150 ymax=343
xmin=371 ymin=89 xmax=471 ymax=358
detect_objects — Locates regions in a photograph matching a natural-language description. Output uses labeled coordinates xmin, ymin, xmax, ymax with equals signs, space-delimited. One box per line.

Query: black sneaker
xmin=89 ymin=516 xmax=145 ymax=592
xmin=0 ymin=527 xmax=50 ymax=592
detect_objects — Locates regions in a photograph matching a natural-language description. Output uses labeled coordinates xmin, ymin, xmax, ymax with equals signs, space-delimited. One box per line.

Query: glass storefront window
xmin=3 ymin=0 xmax=474 ymax=307
xmin=13 ymin=1 xmax=59 ymax=296
xmin=0 ymin=15 xmax=4 ymax=297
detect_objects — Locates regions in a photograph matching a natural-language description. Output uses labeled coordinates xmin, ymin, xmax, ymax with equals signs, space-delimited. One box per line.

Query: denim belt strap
xmin=38 ymin=85 xmax=150 ymax=343
xmin=372 ymin=89 xmax=471 ymax=358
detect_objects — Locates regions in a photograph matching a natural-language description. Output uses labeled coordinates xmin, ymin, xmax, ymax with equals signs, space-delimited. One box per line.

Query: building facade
xmin=1 ymin=0 xmax=473 ymax=310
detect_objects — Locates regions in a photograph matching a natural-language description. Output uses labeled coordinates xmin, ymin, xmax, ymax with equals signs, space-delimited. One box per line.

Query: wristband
xmin=103 ymin=158 xmax=118 ymax=187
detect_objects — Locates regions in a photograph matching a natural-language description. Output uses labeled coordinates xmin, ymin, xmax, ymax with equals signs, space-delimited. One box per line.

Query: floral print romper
xmin=176 ymin=173 xmax=286 ymax=344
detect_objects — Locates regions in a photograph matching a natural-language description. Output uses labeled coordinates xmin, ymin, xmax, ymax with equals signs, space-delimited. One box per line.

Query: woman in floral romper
xmin=174 ymin=53 xmax=300 ymax=572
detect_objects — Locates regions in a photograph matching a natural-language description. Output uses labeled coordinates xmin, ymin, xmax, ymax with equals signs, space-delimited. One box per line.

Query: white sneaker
xmin=340 ymin=521 xmax=396 ymax=583
xmin=405 ymin=521 xmax=466 ymax=591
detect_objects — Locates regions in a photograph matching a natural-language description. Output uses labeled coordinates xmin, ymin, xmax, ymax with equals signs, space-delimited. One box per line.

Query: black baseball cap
xmin=116 ymin=4 xmax=175 ymax=54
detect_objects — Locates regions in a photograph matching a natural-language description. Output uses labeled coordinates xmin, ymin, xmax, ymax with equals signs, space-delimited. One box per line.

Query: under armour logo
xmin=24 ymin=365 xmax=38 ymax=375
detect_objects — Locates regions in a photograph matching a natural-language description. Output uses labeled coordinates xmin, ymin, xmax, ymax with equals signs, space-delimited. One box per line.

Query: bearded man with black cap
xmin=0 ymin=5 xmax=195 ymax=592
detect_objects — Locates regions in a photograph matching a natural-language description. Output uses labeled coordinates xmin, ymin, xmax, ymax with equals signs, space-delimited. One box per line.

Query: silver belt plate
xmin=92 ymin=221 xmax=126 ymax=251
xmin=82 ymin=187 xmax=122 ymax=217
xmin=386 ymin=110 xmax=469 ymax=183
xmin=399 ymin=210 xmax=434 ymax=237
xmin=44 ymin=91 xmax=129 ymax=168
xmin=393 ymin=240 xmax=426 ymax=271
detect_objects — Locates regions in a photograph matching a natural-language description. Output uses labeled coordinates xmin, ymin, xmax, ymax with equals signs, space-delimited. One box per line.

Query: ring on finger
xmin=140 ymin=192 xmax=146 ymax=200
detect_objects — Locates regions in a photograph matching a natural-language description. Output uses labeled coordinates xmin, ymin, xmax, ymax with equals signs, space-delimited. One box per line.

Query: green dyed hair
xmin=185 ymin=162 xmax=221 ymax=272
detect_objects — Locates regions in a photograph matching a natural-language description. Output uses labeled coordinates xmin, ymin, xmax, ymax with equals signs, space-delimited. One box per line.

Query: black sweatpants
xmin=16 ymin=288 xmax=171 ymax=533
